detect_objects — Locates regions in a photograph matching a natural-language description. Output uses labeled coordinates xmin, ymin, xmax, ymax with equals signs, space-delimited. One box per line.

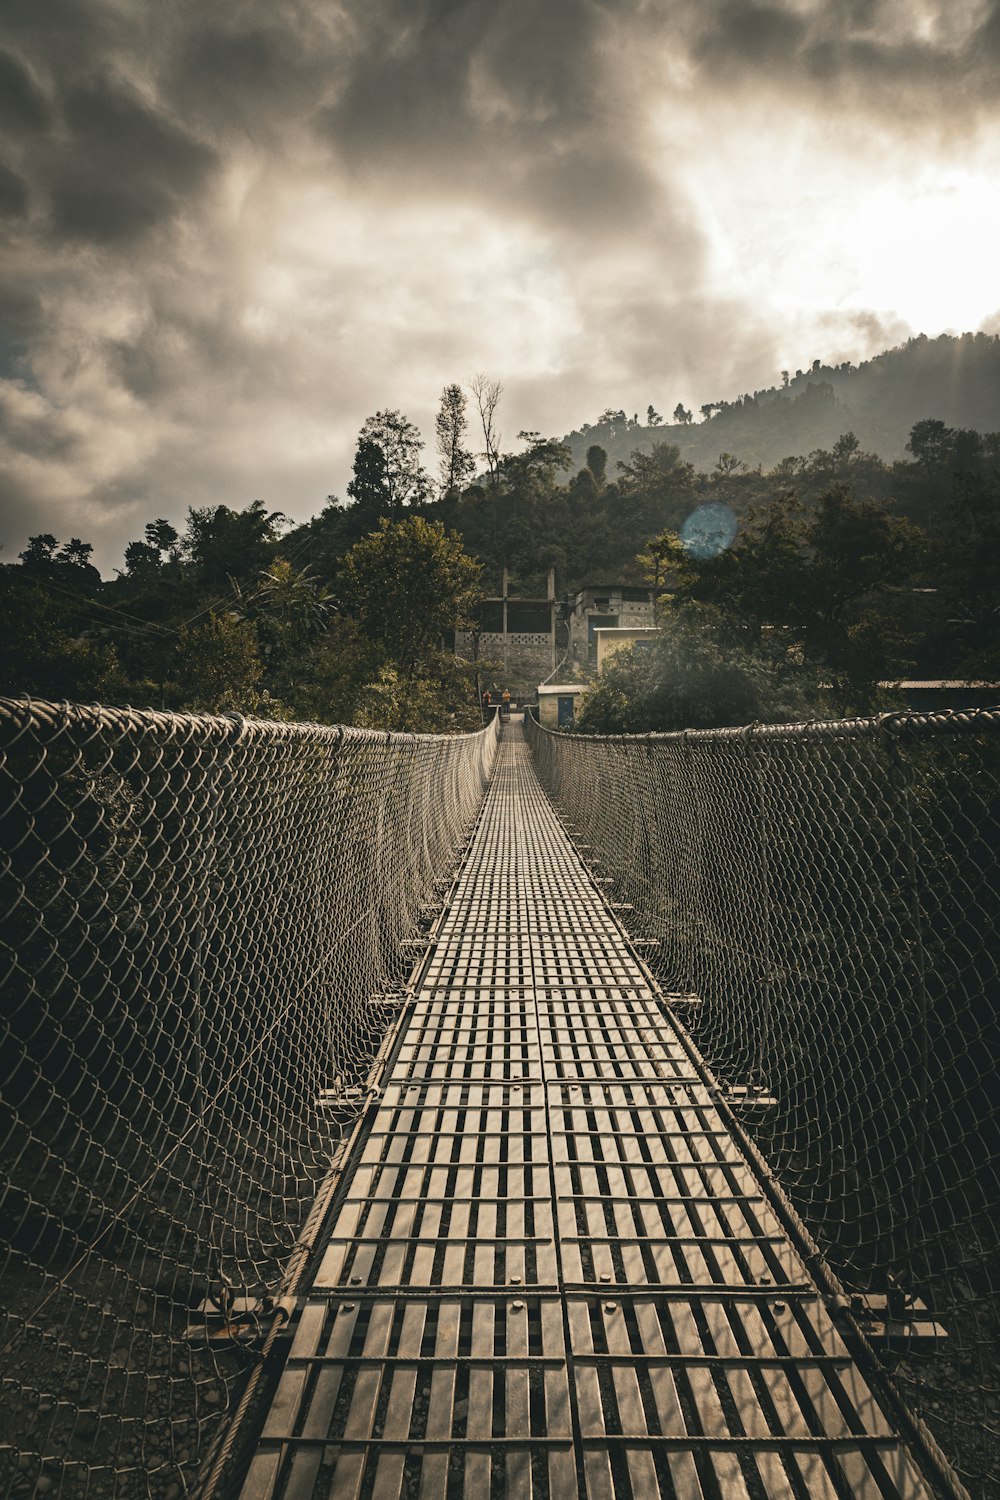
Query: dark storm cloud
xmin=0 ymin=280 xmax=42 ymax=344
xmin=682 ymin=0 xmax=1000 ymax=122
xmin=49 ymin=77 xmax=217 ymax=244
xmin=0 ymin=49 xmax=51 ymax=132
xmin=168 ymin=11 xmax=345 ymax=140
xmin=317 ymin=0 xmax=673 ymax=241
xmin=0 ymin=163 xmax=29 ymax=217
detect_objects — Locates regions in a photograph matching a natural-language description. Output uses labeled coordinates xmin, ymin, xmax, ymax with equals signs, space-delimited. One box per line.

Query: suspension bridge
xmin=235 ymin=719 xmax=940 ymax=1500
xmin=1 ymin=701 xmax=997 ymax=1500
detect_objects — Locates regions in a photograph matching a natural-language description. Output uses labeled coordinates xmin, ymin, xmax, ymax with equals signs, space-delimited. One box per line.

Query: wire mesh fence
xmin=0 ymin=698 xmax=498 ymax=1500
xmin=526 ymin=706 xmax=1000 ymax=1500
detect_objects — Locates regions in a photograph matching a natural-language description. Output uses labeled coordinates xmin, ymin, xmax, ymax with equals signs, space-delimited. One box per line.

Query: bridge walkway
xmin=238 ymin=722 xmax=936 ymax=1500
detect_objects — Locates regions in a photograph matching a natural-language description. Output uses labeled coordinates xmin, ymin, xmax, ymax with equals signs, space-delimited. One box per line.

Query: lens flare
xmin=680 ymin=502 xmax=738 ymax=559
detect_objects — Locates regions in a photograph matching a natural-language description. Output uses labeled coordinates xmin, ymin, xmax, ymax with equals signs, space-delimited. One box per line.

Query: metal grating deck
xmin=239 ymin=724 xmax=937 ymax=1500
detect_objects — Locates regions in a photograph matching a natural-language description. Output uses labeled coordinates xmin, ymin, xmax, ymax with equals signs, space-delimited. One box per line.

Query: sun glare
xmin=672 ymin=106 xmax=1000 ymax=340
xmin=838 ymin=174 xmax=999 ymax=332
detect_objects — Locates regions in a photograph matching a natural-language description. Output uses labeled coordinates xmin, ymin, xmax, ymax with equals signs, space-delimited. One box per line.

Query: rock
xmin=74 ymin=1414 xmax=98 ymax=1442
xmin=35 ymin=1478 xmax=54 ymax=1495
xmin=164 ymin=1484 xmax=180 ymax=1500
xmin=202 ymin=1389 xmax=221 ymax=1407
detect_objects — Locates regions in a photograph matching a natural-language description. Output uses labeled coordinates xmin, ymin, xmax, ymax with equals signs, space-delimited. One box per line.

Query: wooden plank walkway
xmin=239 ymin=722 xmax=936 ymax=1500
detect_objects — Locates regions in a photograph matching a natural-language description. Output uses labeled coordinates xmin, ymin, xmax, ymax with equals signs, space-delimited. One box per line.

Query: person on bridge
xmin=501 ymin=688 xmax=511 ymax=720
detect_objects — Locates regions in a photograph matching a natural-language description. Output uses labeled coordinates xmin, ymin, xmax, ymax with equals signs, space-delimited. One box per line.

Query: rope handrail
xmin=526 ymin=701 xmax=1000 ymax=745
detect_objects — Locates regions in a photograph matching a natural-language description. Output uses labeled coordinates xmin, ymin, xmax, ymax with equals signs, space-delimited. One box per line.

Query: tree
xmin=636 ymin=529 xmax=687 ymax=602
xmin=470 ymin=374 xmax=503 ymax=493
xmin=19 ymin=532 xmax=100 ymax=592
xmin=252 ymin=558 xmax=332 ymax=643
xmin=353 ymin=654 xmax=481 ymax=734
xmin=669 ymin=486 xmax=921 ymax=706
xmin=0 ymin=566 xmax=121 ymax=700
xmin=905 ymin=418 xmax=983 ymax=475
xmin=145 ymin=519 xmax=180 ymax=561
xmin=122 ymin=519 xmax=182 ymax=578
xmin=174 ymin=611 xmax=263 ymax=714
xmin=831 ymin=431 xmax=861 ymax=464
xmin=123 ymin=539 xmax=162 ymax=577
xmin=346 ymin=437 xmax=390 ymax=517
xmin=647 ymin=405 xmax=662 ymax=427
xmin=617 ymin=444 xmax=696 ymax=535
xmin=347 ymin=410 xmax=429 ymax=515
xmin=595 ymin=408 xmax=628 ymax=439
xmin=19 ymin=534 xmax=59 ymax=566
xmin=285 ymin=616 xmax=380 ymax=727
xmin=673 ymin=403 xmax=693 ymax=425
xmin=586 ymin=445 xmax=608 ymax=488
xmin=435 ymin=383 xmax=476 ymax=495
xmin=340 ymin=516 xmax=482 ymax=678
xmin=184 ymin=500 xmax=284 ymax=585
xmin=58 ymin=538 xmax=95 ymax=568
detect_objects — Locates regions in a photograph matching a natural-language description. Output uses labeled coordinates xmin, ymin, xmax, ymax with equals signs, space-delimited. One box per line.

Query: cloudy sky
xmin=1 ymin=0 xmax=999 ymax=572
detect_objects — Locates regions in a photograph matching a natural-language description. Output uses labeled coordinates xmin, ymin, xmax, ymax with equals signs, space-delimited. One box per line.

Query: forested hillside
xmin=3 ymin=335 xmax=999 ymax=730
xmin=564 ymin=332 xmax=1000 ymax=477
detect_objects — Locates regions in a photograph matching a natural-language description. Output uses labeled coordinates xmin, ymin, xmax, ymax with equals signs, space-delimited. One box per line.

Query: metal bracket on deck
xmin=185 ymin=1294 xmax=277 ymax=1346
xmin=849 ymin=1288 xmax=949 ymax=1347
xmin=724 ymin=1084 xmax=778 ymax=1110
xmin=368 ymin=990 xmax=409 ymax=1012
xmin=317 ymin=1084 xmax=366 ymax=1109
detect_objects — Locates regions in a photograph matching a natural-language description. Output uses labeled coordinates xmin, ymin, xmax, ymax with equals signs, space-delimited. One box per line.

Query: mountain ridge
xmin=560 ymin=331 xmax=1000 ymax=475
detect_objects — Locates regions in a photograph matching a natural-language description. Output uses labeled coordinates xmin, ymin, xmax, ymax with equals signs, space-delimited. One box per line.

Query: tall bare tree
xmin=470 ymin=373 xmax=503 ymax=492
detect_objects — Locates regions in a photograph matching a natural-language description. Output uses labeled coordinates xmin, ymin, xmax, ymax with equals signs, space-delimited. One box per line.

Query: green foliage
xmin=277 ymin=617 xmax=381 ymax=727
xmin=353 ymin=651 xmax=482 ymax=734
xmin=577 ymin=605 xmax=822 ymax=734
xmin=247 ymin=558 xmax=332 ymax=651
xmin=649 ymin=484 xmax=923 ymax=712
xmin=340 ymin=516 xmax=481 ymax=677
xmin=436 ymin=384 xmax=476 ymax=495
xmin=184 ymin=499 xmax=284 ymax=585
xmin=347 ymin=410 xmax=429 ymax=515
xmin=173 ymin=611 xmax=263 ymax=714
xmin=0 ymin=567 xmax=122 ymax=701
xmin=565 ymin=333 xmax=1000 ymax=479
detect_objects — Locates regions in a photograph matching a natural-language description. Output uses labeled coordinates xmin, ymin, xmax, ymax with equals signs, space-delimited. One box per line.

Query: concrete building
xmin=594 ymin=625 xmax=659 ymax=673
xmin=455 ymin=567 xmax=561 ymax=700
xmin=567 ymin=585 xmax=654 ymax=667
xmin=537 ymin=683 xmax=588 ymax=729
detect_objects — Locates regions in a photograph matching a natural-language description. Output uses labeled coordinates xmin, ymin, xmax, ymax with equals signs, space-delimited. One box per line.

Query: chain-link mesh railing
xmin=526 ymin=707 xmax=1000 ymax=1500
xmin=0 ymin=699 xmax=499 ymax=1500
